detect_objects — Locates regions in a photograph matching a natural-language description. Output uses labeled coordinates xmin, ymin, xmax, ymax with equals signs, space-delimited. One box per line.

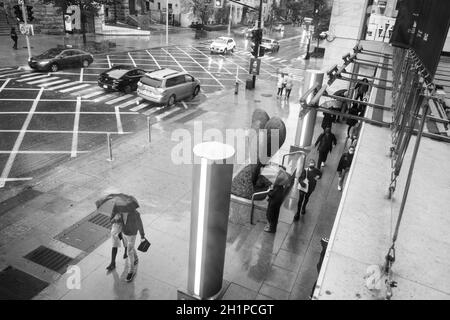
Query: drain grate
xmin=24 ymin=246 xmax=73 ymax=274
xmin=0 ymin=266 xmax=49 ymax=300
xmin=88 ymin=213 xmax=111 ymax=229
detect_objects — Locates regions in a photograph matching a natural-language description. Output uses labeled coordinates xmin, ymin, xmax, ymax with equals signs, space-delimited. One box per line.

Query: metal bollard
xmin=147 ymin=116 xmax=152 ymax=143
xmin=107 ymin=133 xmax=113 ymax=161
xmin=234 ymin=81 xmax=239 ymax=95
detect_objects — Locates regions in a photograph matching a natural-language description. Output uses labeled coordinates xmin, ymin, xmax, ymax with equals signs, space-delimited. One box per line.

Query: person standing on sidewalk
xmin=346 ymin=102 xmax=359 ymax=138
xmin=336 ymin=146 xmax=355 ymax=191
xmin=354 ymin=78 xmax=369 ymax=101
xmin=295 ymin=159 xmax=322 ymax=220
xmin=314 ymin=127 xmax=337 ymax=169
xmin=276 ymin=72 xmax=285 ymax=97
xmin=122 ymin=209 xmax=146 ymax=282
xmin=264 ymin=184 xmax=285 ymax=233
xmin=284 ymin=74 xmax=294 ymax=99
xmin=10 ymin=27 xmax=18 ymax=50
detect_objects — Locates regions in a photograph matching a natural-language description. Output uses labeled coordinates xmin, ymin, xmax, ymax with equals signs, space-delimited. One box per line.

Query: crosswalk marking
xmin=45 ymin=81 xmax=79 ymax=90
xmin=16 ymin=74 xmax=50 ymax=82
xmin=155 ymin=107 xmax=182 ymax=121
xmin=93 ymin=93 xmax=119 ymax=103
xmin=71 ymin=86 xmax=98 ymax=96
xmin=130 ymin=102 xmax=150 ymax=112
xmin=143 ymin=106 xmax=164 ymax=116
xmin=59 ymin=84 xmax=90 ymax=93
xmin=20 ymin=73 xmax=37 ymax=78
xmin=39 ymin=79 xmax=70 ymax=87
xmin=28 ymin=77 xmax=59 ymax=85
xmin=116 ymin=98 xmax=142 ymax=109
xmin=82 ymin=90 xmax=105 ymax=99
xmin=165 ymin=107 xmax=198 ymax=123
xmin=105 ymin=94 xmax=134 ymax=105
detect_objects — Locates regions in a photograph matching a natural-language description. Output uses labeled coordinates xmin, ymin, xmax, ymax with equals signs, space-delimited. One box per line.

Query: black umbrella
xmin=95 ymin=193 xmax=139 ymax=218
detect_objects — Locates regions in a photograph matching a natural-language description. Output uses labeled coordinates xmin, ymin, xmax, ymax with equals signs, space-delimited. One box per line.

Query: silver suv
xmin=137 ymin=68 xmax=201 ymax=106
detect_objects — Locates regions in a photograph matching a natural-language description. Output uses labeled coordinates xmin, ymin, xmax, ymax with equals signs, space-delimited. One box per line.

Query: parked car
xmin=259 ymin=38 xmax=280 ymax=52
xmin=98 ymin=65 xmax=147 ymax=93
xmin=210 ymin=37 xmax=236 ymax=54
xmin=137 ymin=68 xmax=201 ymax=107
xmin=245 ymin=26 xmax=268 ymax=38
xmin=28 ymin=48 xmax=94 ymax=72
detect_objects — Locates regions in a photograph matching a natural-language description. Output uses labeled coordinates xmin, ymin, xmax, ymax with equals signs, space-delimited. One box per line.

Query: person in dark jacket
xmin=315 ymin=127 xmax=337 ymax=168
xmin=354 ymin=78 xmax=369 ymax=101
xmin=10 ymin=27 xmax=18 ymax=50
xmin=121 ymin=209 xmax=146 ymax=282
xmin=295 ymin=159 xmax=322 ymax=220
xmin=321 ymin=110 xmax=335 ymax=131
xmin=337 ymin=146 xmax=355 ymax=191
xmin=264 ymin=184 xmax=285 ymax=233
xmin=346 ymin=103 xmax=359 ymax=137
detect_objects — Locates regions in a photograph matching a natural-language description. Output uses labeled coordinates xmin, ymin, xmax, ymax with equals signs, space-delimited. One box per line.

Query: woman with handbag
xmin=295 ymin=159 xmax=322 ymax=220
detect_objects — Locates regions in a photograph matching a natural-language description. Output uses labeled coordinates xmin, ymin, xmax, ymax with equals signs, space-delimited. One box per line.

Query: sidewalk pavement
xmin=0 ymin=61 xmax=348 ymax=300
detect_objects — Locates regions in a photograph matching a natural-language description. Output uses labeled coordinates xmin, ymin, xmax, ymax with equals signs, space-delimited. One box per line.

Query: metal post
xmin=165 ymin=0 xmax=168 ymax=45
xmin=186 ymin=141 xmax=235 ymax=299
xmin=234 ymin=64 xmax=239 ymax=94
xmin=147 ymin=116 xmax=152 ymax=142
xmin=20 ymin=0 xmax=31 ymax=60
xmin=228 ymin=3 xmax=232 ymax=36
xmin=295 ymin=70 xmax=324 ymax=147
xmin=106 ymin=133 xmax=113 ymax=161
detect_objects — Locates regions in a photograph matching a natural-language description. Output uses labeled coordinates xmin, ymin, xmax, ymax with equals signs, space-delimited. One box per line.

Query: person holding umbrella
xmin=96 ymin=194 xmax=147 ymax=282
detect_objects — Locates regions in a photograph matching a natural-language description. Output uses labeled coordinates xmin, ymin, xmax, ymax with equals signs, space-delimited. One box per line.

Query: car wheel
xmin=124 ymin=85 xmax=132 ymax=94
xmin=50 ymin=63 xmax=59 ymax=72
xmin=167 ymin=94 xmax=176 ymax=107
xmin=231 ymin=46 xmax=235 ymax=53
xmin=192 ymin=86 xmax=200 ymax=98
xmin=82 ymin=59 xmax=90 ymax=68
xmin=224 ymin=49 xmax=227 ymax=55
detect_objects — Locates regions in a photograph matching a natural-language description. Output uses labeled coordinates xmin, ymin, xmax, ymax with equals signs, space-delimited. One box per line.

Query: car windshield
xmin=140 ymin=76 xmax=163 ymax=88
xmin=107 ymin=69 xmax=129 ymax=79
xmin=262 ymin=39 xmax=271 ymax=43
xmin=214 ymin=38 xmax=227 ymax=44
xmin=37 ymin=48 xmax=63 ymax=59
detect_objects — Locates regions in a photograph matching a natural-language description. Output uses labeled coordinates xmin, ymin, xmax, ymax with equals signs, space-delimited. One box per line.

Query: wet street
xmin=0 ymin=32 xmax=318 ymax=188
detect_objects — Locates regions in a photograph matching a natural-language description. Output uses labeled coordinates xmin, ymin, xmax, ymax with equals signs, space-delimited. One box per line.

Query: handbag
xmin=137 ymin=238 xmax=151 ymax=252
xmin=297 ymin=169 xmax=309 ymax=193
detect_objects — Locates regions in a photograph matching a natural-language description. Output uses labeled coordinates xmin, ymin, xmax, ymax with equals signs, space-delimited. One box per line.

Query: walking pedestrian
xmin=321 ymin=110 xmax=335 ymax=131
xmin=284 ymin=74 xmax=293 ymax=99
xmin=10 ymin=27 xmax=18 ymax=50
xmin=346 ymin=102 xmax=359 ymax=138
xmin=264 ymin=184 xmax=285 ymax=233
xmin=349 ymin=121 xmax=361 ymax=147
xmin=295 ymin=159 xmax=322 ymax=220
xmin=333 ymin=89 xmax=348 ymax=122
xmin=314 ymin=127 xmax=337 ymax=169
xmin=276 ymin=72 xmax=285 ymax=97
xmin=354 ymin=78 xmax=369 ymax=101
xmin=121 ymin=209 xmax=146 ymax=282
xmin=336 ymin=146 xmax=355 ymax=191
xmin=106 ymin=209 xmax=128 ymax=272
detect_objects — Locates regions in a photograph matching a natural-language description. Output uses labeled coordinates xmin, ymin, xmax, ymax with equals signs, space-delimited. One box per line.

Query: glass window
xmin=166 ymin=75 xmax=185 ymax=87
xmin=185 ymin=75 xmax=193 ymax=82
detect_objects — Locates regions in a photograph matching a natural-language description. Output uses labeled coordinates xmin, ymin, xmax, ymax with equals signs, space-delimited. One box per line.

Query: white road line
xmin=161 ymin=48 xmax=186 ymax=72
xmin=0 ymin=87 xmax=43 ymax=188
xmin=71 ymin=86 xmax=98 ymax=96
xmin=181 ymin=101 xmax=188 ymax=110
xmin=167 ymin=108 xmax=198 ymax=123
xmin=105 ymin=94 xmax=134 ymax=105
xmin=39 ymin=79 xmax=70 ymax=87
xmin=0 ymin=67 xmax=13 ymax=71
xmin=156 ymin=107 xmax=182 ymax=121
xmin=107 ymin=55 xmax=112 ymax=68
xmin=0 ymin=177 xmax=33 ymax=182
xmin=116 ymin=97 xmax=142 ymax=108
xmin=146 ymin=50 xmax=160 ymax=69
xmin=0 ymin=129 xmax=132 ymax=134
xmin=0 ymin=111 xmax=138 ymax=115
xmin=0 ymin=151 xmax=89 ymax=154
xmin=28 ymin=77 xmax=59 ymax=85
xmin=93 ymin=92 xmax=119 ymax=103
xmin=59 ymin=84 xmax=90 ymax=93
xmin=20 ymin=73 xmax=39 ymax=78
xmin=142 ymin=106 xmax=162 ymax=116
xmin=232 ymin=53 xmax=275 ymax=75
xmin=177 ymin=47 xmax=224 ymax=88
xmin=0 ymin=78 xmax=11 ymax=92
xmin=0 ymin=71 xmax=28 ymax=78
xmin=186 ymin=47 xmax=233 ymax=75
xmin=16 ymin=74 xmax=50 ymax=82
xmin=80 ymin=68 xmax=84 ymax=82
xmin=46 ymin=81 xmax=81 ymax=90
xmin=128 ymin=52 xmax=137 ymax=67
xmin=71 ymin=97 xmax=81 ymax=157
xmin=129 ymin=102 xmax=150 ymax=112
xmin=83 ymin=90 xmax=105 ymax=99
xmin=115 ymin=106 xmax=123 ymax=134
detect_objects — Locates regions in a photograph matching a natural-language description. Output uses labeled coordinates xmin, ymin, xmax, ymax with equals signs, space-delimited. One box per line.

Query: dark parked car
xmin=28 ymin=48 xmax=94 ymax=72
xmin=98 ymin=65 xmax=147 ymax=93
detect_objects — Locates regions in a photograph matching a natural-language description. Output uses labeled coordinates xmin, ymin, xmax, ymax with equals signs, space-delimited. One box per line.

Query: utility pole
xmin=166 ymin=0 xmax=168 ymax=45
xmin=19 ymin=0 xmax=32 ymax=60
xmin=252 ymin=0 xmax=263 ymax=88
xmin=228 ymin=2 xmax=232 ymax=36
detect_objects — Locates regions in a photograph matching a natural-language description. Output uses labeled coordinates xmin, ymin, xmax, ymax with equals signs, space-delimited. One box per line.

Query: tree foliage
xmin=286 ymin=0 xmax=331 ymax=34
xmin=180 ymin=0 xmax=214 ymax=25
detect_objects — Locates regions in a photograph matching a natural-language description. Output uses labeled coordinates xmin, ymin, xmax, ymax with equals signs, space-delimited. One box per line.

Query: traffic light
xmin=13 ymin=5 xmax=24 ymax=23
xmin=27 ymin=6 xmax=34 ymax=22
xmin=215 ymin=0 xmax=223 ymax=7
xmin=250 ymin=28 xmax=263 ymax=57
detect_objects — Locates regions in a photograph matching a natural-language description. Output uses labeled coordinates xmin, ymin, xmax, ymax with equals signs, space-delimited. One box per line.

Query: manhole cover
xmin=254 ymin=100 xmax=261 ymax=103
xmin=88 ymin=213 xmax=111 ymax=229
xmin=24 ymin=246 xmax=73 ymax=274
xmin=0 ymin=266 xmax=49 ymax=299
xmin=55 ymin=211 xmax=111 ymax=252
xmin=261 ymin=94 xmax=273 ymax=97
